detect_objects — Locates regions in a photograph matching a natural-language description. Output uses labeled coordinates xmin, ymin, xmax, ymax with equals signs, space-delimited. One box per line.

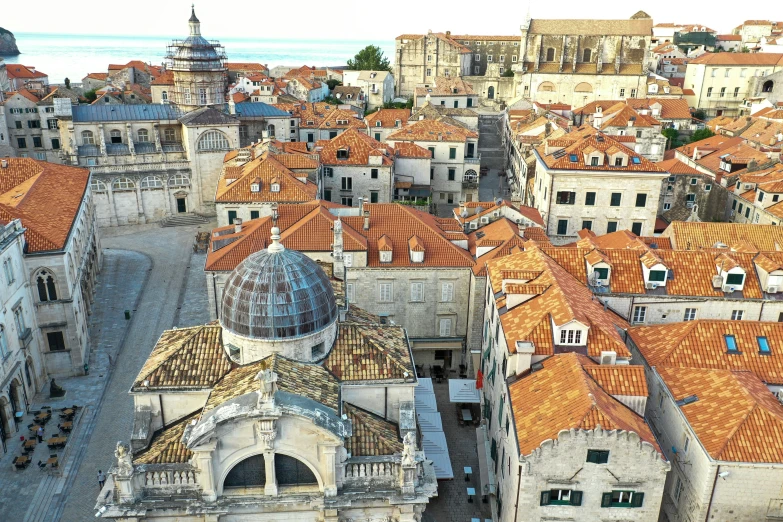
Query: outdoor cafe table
xmin=47 ymin=436 xmax=67 ymax=448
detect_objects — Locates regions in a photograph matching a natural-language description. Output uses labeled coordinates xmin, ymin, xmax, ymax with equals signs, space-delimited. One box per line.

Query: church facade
xmin=96 ymin=229 xmax=437 ymax=521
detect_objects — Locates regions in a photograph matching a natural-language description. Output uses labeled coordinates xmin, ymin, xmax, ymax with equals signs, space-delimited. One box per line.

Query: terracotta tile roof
xmin=456 ymin=200 xmax=544 ymax=227
xmin=203 ymin=354 xmax=340 ymax=413
xmin=599 ymin=103 xmax=661 ymax=129
xmin=529 ymin=18 xmax=653 ymax=36
xmin=324 ymin=323 xmax=414 ymax=382
xmin=319 ymin=109 xmax=366 ymax=131
xmin=393 ymin=142 xmax=432 ymax=158
xmin=270 ymin=153 xmax=318 ymax=170
xmin=576 ymin=229 xmax=672 ymax=250
xmin=132 ymin=325 xmax=230 ymax=391
xmin=0 ymin=158 xmax=89 ymax=253
xmin=537 ymin=127 xmax=663 ymax=173
xmin=6 ymin=65 xmax=47 ymax=79
xmin=365 ymin=109 xmax=411 ymax=129
xmin=630 ymin=320 xmax=783 ymax=385
xmin=509 ymin=353 xmax=659 ymax=456
xmin=85 ymin=72 xmax=108 ymax=81
xmin=341 ymin=204 xmax=475 ymax=268
xmin=656 ymin=158 xmax=703 ymax=175
xmin=717 ymin=34 xmax=742 ymax=41
xmin=319 ymin=129 xmax=393 ymax=166
xmin=664 ymin=221 xmax=783 ymax=251
xmin=387 ymin=119 xmax=477 ymax=143
xmin=539 ymin=247 xmax=589 ymax=283
xmin=415 ymin=76 xmax=475 ymax=97
xmin=689 ymin=53 xmax=783 ymax=65
xmin=343 ymin=403 xmax=402 ymax=457
xmin=522 ymin=227 xmax=551 ymax=244
xmin=225 ymin=62 xmax=268 ymax=72
xmin=740 ymin=119 xmax=783 ymax=148
xmin=656 ymin=366 xmax=783 ymax=462
xmin=583 ymin=362 xmax=648 ymax=397
xmin=216 ymin=152 xmax=317 ymax=203
xmin=133 ymin=411 xmax=197 ymax=464
xmin=488 ymin=247 xmax=629 ymax=357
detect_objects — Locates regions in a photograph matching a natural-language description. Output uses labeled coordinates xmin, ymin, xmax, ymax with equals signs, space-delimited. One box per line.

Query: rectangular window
xmin=541 ymin=489 xmax=583 ymax=506
xmin=346 ymin=283 xmax=354 ymax=303
xmin=250 ymin=210 xmax=260 ymax=220
xmin=341 ymin=177 xmax=352 ymax=190
xmin=556 ymin=191 xmax=575 ymax=205
xmin=632 ymin=306 xmax=647 ymax=323
xmin=619 ymin=88 xmax=625 ymax=97
xmin=379 ymin=283 xmax=392 ymax=302
xmin=726 ymin=273 xmax=744 ymax=286
xmin=591 ymin=156 xmax=599 ymax=166
xmin=410 ymin=282 xmax=423 ymax=302
xmin=585 ymin=192 xmax=596 ymax=206
xmin=664 ymin=202 xmax=671 ymax=210
xmin=323 ymin=189 xmax=331 ymax=201
xmin=586 ymin=449 xmax=609 ymax=464
xmin=758 ymin=336 xmax=771 ymax=354
xmin=370 ymin=168 xmax=378 ymax=179
xmin=602 ymin=491 xmax=644 ymax=508
xmin=595 ymin=267 xmax=609 ymax=279
xmin=428 ymin=146 xmax=435 ymax=158
xmin=610 ymin=193 xmax=622 ymax=206
xmin=448 ymin=168 xmax=456 ymax=181
xmin=649 ymin=270 xmax=666 ymax=282
xmin=731 ymin=310 xmax=744 ymax=321
xmin=198 ymin=88 xmax=208 ymax=104
xmin=631 ymin=222 xmax=643 ymax=235
xmin=439 ymin=318 xmax=452 ymax=337
xmin=426 ymin=68 xmax=432 ymax=77
xmin=725 ymin=334 xmax=738 ymax=352
xmin=14 ymin=306 xmax=26 ymax=333
xmin=449 ymin=147 xmax=456 ymax=159
xmin=46 ymin=331 xmax=66 ymax=352
xmin=487 ymin=55 xmax=493 ymax=62
xmin=684 ymin=308 xmax=697 ymax=321
xmin=17 ymin=137 xmax=26 ymax=149
xmin=720 ymin=87 xmax=726 ymax=97
xmin=734 ymin=87 xmax=740 ymax=98
xmin=582 ymin=220 xmax=592 ymax=231
xmin=370 ymin=191 xmax=379 ymax=203
xmin=33 ymin=136 xmax=42 ymax=148
xmin=51 ymin=138 xmax=60 ymax=150
xmin=557 ymin=219 xmax=568 ymax=235
xmin=227 ymin=210 xmax=238 ymax=224
xmin=635 ymin=193 xmax=647 ymax=207
xmin=341 ymin=196 xmax=353 ymax=206
xmin=707 ymin=87 xmax=712 ymax=97
xmin=27 ymin=120 xmax=41 ymax=129
xmin=475 ymin=54 xmax=480 ymax=61
xmin=15 ymin=121 xmax=22 ymax=129
xmin=607 ymin=221 xmax=618 ymax=233
xmin=441 ymin=282 xmax=454 ymax=302
xmin=674 ymin=477 xmax=683 ymax=503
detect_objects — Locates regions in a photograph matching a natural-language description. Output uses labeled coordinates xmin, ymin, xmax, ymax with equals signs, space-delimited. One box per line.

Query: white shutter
xmin=441 ymin=282 xmax=454 ymax=302
xmin=411 ymin=282 xmax=423 ymax=302
xmin=439 ymin=318 xmax=452 ymax=337
xmin=343 ymin=253 xmax=353 ymax=267
xmin=379 ymin=283 xmax=392 ymax=302
xmin=346 ymin=283 xmax=354 ymax=303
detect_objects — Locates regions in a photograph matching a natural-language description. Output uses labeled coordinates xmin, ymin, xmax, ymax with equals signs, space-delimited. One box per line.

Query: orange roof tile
xmin=663 ymin=221 xmax=783 ymax=251
xmin=365 ymin=109 xmax=411 ymax=129
xmin=394 ymin=142 xmax=432 ymax=159
xmin=509 ymin=353 xmax=658 ymax=455
xmin=656 ymin=158 xmax=703 ymax=175
xmin=319 ymin=129 xmax=393 ymax=166
xmin=387 ymin=119 xmax=477 ymax=143
xmin=216 ymin=153 xmax=317 ymax=203
xmin=583 ymin=363 xmax=648 ymax=397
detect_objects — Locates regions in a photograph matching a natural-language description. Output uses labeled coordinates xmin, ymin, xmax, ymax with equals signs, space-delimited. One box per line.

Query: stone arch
xmin=574 ymin=82 xmax=593 ymax=93
xmin=197 ymin=130 xmax=231 ymax=151
xmin=223 ymin=453 xmax=266 ymax=490
xmin=112 ymin=177 xmax=136 ymax=190
xmin=33 ymin=267 xmax=59 ymax=302
xmin=546 ymin=47 xmax=556 ymax=61
xmin=538 ymin=82 xmax=556 ymax=92
xmin=0 ymin=394 xmax=11 ymax=439
xmin=9 ymin=377 xmax=25 ymax=416
xmin=81 ymin=130 xmax=95 ymax=145
xmin=272 ymin=449 xmax=323 ymax=490
xmin=763 ymin=80 xmax=774 ymax=93
xmin=140 ymin=176 xmax=164 ymax=189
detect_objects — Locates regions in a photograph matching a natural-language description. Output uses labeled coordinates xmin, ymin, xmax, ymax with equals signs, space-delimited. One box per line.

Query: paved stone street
xmin=423 ymin=378 xmax=492 ymax=522
xmin=0 ymin=220 xmax=214 ymax=522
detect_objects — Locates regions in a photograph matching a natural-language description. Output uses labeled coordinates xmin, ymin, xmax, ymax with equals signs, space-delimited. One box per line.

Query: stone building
xmin=627 ymin=321 xmax=783 ymax=521
xmin=0 ymin=89 xmax=62 ymax=162
xmin=578 ymin=102 xmax=667 ymax=161
xmin=204 ymin=201 xmax=477 ymax=370
xmin=0 ymin=158 xmax=100 ymax=377
xmin=386 ymin=119 xmax=480 ymax=206
xmin=728 ymin=163 xmax=783 ymax=226
xmin=365 ymin=108 xmax=410 ymax=143
xmin=531 ymin=127 xmax=667 ymax=243
xmin=413 ymin=77 xmax=477 ymax=109
xmin=96 ymin=229 xmax=437 ymax=521
xmin=514 ymin=13 xmax=653 ymax=108
xmin=479 ymin=246 xmax=669 ymax=521
xmin=273 ymin=102 xmax=365 ymax=144
xmin=0 ymin=219 xmax=47 ymax=442
xmin=341 ymin=70 xmax=395 ymax=111
xmin=394 ymin=32 xmax=472 ymax=98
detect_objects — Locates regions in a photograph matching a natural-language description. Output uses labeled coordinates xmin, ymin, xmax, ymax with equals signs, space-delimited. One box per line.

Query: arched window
xmin=112 ymin=178 xmax=135 ymax=190
xmin=197 ymin=130 xmax=230 ymax=151
xmin=82 ymin=131 xmax=95 ymax=145
xmin=488 ymin=86 xmax=495 ymax=100
xmin=0 ymin=325 xmax=8 ymax=358
xmin=538 ymin=82 xmax=556 ymax=92
xmin=583 ymin=49 xmax=592 ymax=62
xmin=574 ymin=82 xmax=593 ymax=93
xmin=140 ymin=176 xmax=163 ymax=189
xmin=90 ymin=179 xmax=107 ymax=192
xmin=224 ymin=454 xmax=266 ymax=489
xmin=274 ymin=454 xmax=317 ymax=486
xmin=109 ymin=130 xmax=122 ymax=144
xmin=162 ymin=90 xmax=168 ymax=102
xmin=763 ymin=80 xmax=774 ymax=93
xmin=546 ymin=48 xmax=556 ymax=61
xmin=169 ymin=174 xmax=191 ymax=187
xmin=137 ymin=129 xmax=150 ymax=142
xmin=267 ymin=124 xmax=276 ymax=138
xmin=36 ymin=270 xmax=57 ymax=302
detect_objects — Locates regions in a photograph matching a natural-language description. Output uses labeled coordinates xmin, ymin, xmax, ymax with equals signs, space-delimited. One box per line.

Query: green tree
xmin=693 ymin=109 xmax=706 ymax=121
xmin=83 ymin=89 xmax=97 ymax=102
xmin=64 ymin=77 xmax=71 ymax=89
xmin=501 ymin=68 xmax=515 ymax=77
xmin=347 ymin=45 xmax=391 ymax=72
xmin=662 ymin=128 xmax=681 ymax=149
xmin=690 ymin=128 xmax=715 ymax=143
xmin=326 ymin=79 xmax=341 ymax=91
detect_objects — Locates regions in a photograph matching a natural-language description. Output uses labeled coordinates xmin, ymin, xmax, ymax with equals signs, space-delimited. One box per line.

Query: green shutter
xmin=586 ymin=450 xmax=597 ymax=463
xmin=488 ymin=365 xmax=496 ymax=383
xmin=483 ymin=344 xmax=491 ymax=361
xmin=540 ymin=490 xmax=551 ymax=506
xmin=631 ymin=492 xmax=644 ymax=508
xmin=570 ymin=491 xmax=583 ymax=506
xmin=498 ymin=396 xmax=504 ymax=425
xmin=601 ymin=492 xmax=612 ymax=508
xmin=490 ymin=438 xmax=497 ymax=461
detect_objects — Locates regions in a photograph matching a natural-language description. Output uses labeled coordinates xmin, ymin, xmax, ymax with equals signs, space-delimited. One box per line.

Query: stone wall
xmin=660 ymin=173 xmax=728 ymax=224
xmin=322 ymin=164 xmax=394 ymax=205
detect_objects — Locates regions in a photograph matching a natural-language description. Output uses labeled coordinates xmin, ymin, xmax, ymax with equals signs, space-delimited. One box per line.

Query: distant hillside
xmin=0 ymin=27 xmax=20 ymax=56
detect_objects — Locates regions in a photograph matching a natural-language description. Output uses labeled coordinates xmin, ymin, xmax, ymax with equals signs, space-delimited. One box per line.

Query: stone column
xmin=106 ymin=182 xmax=119 ymax=227
xmin=126 ymin=123 xmax=135 ymax=158
xmin=153 ymin=123 xmax=162 ymax=153
xmin=264 ymin=451 xmax=277 ymax=496
xmin=321 ymin=508 xmax=339 ymax=522
xmin=98 ymin=124 xmax=107 ymax=156
xmin=134 ymin=179 xmax=147 ymax=225
xmin=192 ymin=442 xmax=218 ymax=501
xmin=321 ymin=445 xmax=337 ymax=496
xmin=163 ymin=181 xmax=173 ymax=216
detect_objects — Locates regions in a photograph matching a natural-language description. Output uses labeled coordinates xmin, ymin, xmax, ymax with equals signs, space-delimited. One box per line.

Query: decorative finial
xmin=268 ymin=226 xmax=285 ymax=253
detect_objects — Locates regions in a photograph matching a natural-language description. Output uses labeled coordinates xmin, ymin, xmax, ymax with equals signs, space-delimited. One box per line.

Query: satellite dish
xmin=460 ymin=210 xmax=469 ymax=218
xmin=475 ymin=206 xmax=484 ymax=214
xmin=495 ymin=197 xmax=503 ymax=206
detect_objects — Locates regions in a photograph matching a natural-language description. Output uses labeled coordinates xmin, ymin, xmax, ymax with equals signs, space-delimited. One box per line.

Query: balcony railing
xmin=342 ymin=456 xmax=401 ymax=491
xmin=464 ymin=154 xmax=481 ymax=165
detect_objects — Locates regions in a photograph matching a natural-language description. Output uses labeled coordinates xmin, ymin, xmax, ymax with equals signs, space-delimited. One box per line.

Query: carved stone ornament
xmin=115 ymin=441 xmax=133 ymax=476
xmin=255 ymin=418 xmax=277 ymax=450
xmin=402 ymin=432 xmax=416 ymax=466
xmin=255 ymin=369 xmax=278 ymax=408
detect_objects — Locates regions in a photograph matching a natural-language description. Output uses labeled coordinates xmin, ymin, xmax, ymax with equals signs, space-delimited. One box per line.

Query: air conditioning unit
xmin=645 ymin=282 xmax=658 ymax=290
xmin=600 ymin=351 xmax=617 ymax=365
xmin=723 ymin=285 xmax=736 ymax=293
xmin=768 ymin=286 xmax=779 ymax=294
xmin=776 ymin=390 xmax=783 ymax=405
xmin=712 ymin=275 xmax=724 ymax=289
xmin=470 ymin=222 xmax=478 ymax=229
xmin=480 ymin=216 xmax=489 ymax=224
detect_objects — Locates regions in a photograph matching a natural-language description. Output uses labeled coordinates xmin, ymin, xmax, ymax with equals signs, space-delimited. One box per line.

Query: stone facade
xmin=1 ymin=91 xmax=62 ymax=162
xmin=395 ymin=32 xmax=472 ymax=98
xmin=323 ymin=164 xmax=393 ymax=206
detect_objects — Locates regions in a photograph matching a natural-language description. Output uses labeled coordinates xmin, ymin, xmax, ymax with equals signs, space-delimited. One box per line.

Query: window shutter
xmin=540 ymin=491 xmax=551 ymax=506
xmin=498 ymin=396 xmax=504 ymax=425
xmin=586 ymin=450 xmax=597 ymax=463
xmin=631 ymin=492 xmax=644 ymax=508
xmin=570 ymin=490 xmax=583 ymax=506
xmin=490 ymin=438 xmax=497 ymax=461
xmin=601 ymin=492 xmax=612 ymax=508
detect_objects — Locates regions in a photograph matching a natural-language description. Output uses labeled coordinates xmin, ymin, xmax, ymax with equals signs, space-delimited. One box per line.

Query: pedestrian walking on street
xmin=98 ymin=470 xmax=106 ymax=490
xmin=36 ymin=426 xmax=44 ymax=443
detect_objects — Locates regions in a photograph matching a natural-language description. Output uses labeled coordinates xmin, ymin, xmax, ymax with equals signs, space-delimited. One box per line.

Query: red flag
xmin=475 ymin=370 xmax=484 ymax=390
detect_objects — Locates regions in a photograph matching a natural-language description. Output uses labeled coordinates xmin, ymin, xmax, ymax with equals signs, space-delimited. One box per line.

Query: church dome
xmin=220 ymin=228 xmax=338 ymax=341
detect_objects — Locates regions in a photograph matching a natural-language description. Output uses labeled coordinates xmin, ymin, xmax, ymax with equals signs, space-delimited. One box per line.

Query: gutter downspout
xmin=513 ymin=463 xmax=523 ymax=522
xmin=705 ymin=464 xmax=721 ymax=522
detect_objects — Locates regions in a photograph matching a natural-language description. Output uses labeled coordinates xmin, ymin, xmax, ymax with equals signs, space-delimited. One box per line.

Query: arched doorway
xmin=0 ymin=396 xmax=11 ymax=441
xmin=224 ymin=454 xmax=266 ymax=490
xmin=763 ymin=80 xmax=774 ymax=93
xmin=488 ymin=86 xmax=495 ymax=100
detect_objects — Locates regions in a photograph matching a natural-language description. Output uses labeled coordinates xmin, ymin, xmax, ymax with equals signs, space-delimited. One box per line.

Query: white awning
xmin=415 ymin=384 xmax=437 ymax=414
xmin=417 ymin=377 xmax=434 ymax=394
xmin=417 ymin=411 xmax=443 ymax=432
xmin=449 ymin=379 xmax=481 ymax=403
xmin=422 ymin=431 xmax=454 ymax=480
xmin=476 ymin=425 xmax=496 ymax=496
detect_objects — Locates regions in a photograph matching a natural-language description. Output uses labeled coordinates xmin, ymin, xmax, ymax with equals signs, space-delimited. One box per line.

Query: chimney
xmin=234 ymin=218 xmax=243 ymax=234
xmin=0 ymin=159 xmax=7 ymax=168
xmin=363 ymin=209 xmax=370 ymax=230
xmin=358 ymin=196 xmax=365 ymax=215
xmin=228 ymin=97 xmax=236 ymax=115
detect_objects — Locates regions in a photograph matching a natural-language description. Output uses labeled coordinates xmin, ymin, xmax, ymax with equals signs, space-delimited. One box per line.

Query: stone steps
xmin=160 ymin=214 xmax=209 ymax=227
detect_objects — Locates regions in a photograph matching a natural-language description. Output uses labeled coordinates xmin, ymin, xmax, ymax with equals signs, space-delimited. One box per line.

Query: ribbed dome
xmin=220 ymin=231 xmax=338 ymax=340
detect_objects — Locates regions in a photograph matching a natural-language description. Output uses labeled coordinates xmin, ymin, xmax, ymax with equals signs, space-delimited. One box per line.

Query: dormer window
xmin=409 ymin=235 xmax=425 ymax=263
xmin=559 ymin=329 xmax=582 ymax=345
xmin=337 ymin=148 xmax=349 ymax=159
xmin=250 ymin=179 xmax=261 ymax=192
xmin=726 ymin=273 xmax=744 ymax=286
xmin=376 ymin=121 xmax=382 ymax=127
xmin=379 ymin=234 xmax=393 ymax=263
xmin=270 ymin=178 xmax=280 ymax=193
xmin=395 ymin=120 xmax=401 ymax=127
xmin=590 ymin=156 xmax=599 ymax=166
xmin=306 ymin=120 xmax=314 ymax=125
xmin=649 ymin=270 xmax=666 ymax=282
xmin=337 ymin=119 xmax=349 ymax=125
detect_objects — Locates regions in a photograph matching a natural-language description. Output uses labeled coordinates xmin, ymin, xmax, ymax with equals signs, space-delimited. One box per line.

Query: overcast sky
xmin=4 ymin=1 xmax=783 ymax=41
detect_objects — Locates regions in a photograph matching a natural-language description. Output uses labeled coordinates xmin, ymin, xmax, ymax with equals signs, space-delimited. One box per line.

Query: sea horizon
xmin=3 ymin=32 xmax=396 ymax=84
